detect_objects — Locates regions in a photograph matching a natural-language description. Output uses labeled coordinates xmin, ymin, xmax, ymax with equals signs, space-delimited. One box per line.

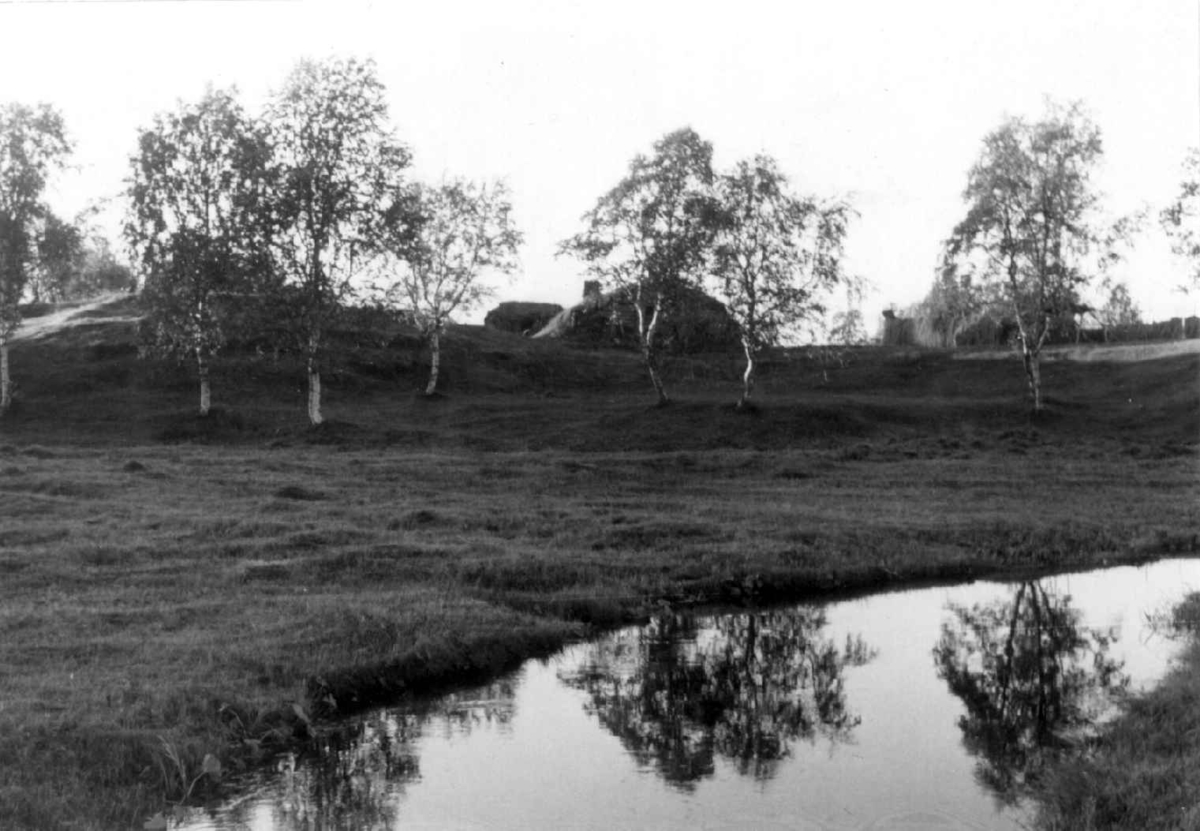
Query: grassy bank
xmin=1035 ymin=595 xmax=1200 ymax=830
xmin=0 ymin=298 xmax=1196 ymax=828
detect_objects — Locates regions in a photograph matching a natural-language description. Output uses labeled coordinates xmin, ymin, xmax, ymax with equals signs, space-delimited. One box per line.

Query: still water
xmin=181 ymin=558 xmax=1200 ymax=830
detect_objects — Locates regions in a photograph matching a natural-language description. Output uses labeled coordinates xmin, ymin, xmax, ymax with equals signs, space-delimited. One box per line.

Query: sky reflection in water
xmin=180 ymin=558 xmax=1200 ymax=831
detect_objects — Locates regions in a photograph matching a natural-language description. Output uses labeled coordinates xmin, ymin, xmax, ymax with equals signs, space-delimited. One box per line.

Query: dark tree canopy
xmin=0 ymin=103 xmax=71 ymax=331
xmin=0 ymin=102 xmax=72 ymax=412
xmin=562 ymin=609 xmax=874 ymax=788
xmin=126 ymin=86 xmax=273 ymax=415
xmin=934 ymin=580 xmax=1128 ymax=803
xmin=31 ymin=211 xmax=83 ymax=303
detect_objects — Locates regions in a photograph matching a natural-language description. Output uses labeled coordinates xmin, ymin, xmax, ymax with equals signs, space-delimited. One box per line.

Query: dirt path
xmin=953 ymin=338 xmax=1200 ymax=363
xmin=9 ymin=293 xmax=139 ymax=343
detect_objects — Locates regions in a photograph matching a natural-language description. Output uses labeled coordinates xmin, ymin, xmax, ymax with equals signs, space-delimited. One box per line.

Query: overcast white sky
xmin=1 ymin=0 xmax=1196 ymax=329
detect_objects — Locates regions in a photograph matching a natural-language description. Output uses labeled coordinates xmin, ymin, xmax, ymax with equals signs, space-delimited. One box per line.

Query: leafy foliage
xmin=827 ymin=308 xmax=867 ymax=346
xmin=943 ymin=100 xmax=1128 ymax=411
xmin=1097 ymin=280 xmax=1141 ymax=329
xmin=1160 ymin=147 xmax=1200 ymax=296
xmin=934 ymin=580 xmax=1128 ymax=803
xmin=263 ymin=57 xmax=411 ymax=422
xmin=126 ymin=87 xmax=273 ymax=414
xmin=29 ymin=214 xmax=133 ymax=303
xmin=376 ymin=178 xmax=522 ymax=393
xmin=0 ymin=101 xmax=72 ymax=412
xmin=710 ymin=155 xmax=851 ymax=402
xmin=560 ymin=127 xmax=721 ymax=403
xmin=31 ymin=211 xmax=83 ymax=302
xmin=563 ymin=609 xmax=874 ymax=787
xmin=920 ymin=265 xmax=987 ymax=347
xmin=0 ymin=103 xmax=72 ymax=338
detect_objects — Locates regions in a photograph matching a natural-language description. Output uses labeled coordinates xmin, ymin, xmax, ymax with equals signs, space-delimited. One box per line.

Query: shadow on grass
xmin=154 ymin=408 xmax=252 ymax=443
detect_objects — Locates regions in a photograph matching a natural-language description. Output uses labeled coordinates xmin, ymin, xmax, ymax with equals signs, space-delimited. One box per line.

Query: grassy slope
xmin=0 ymin=296 xmax=1197 ymax=828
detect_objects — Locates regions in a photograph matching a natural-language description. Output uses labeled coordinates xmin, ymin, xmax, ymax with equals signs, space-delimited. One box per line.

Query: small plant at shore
xmin=143 ymin=737 xmax=223 ymax=828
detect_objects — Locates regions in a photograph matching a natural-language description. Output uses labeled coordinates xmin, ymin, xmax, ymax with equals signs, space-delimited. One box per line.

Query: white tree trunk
xmin=307 ymin=359 xmax=323 ymax=425
xmin=1012 ymin=299 xmax=1047 ymax=415
xmin=196 ymin=350 xmax=211 ymax=416
xmin=637 ymin=297 xmax=668 ymax=405
xmin=1021 ymin=344 xmax=1043 ymax=414
xmin=739 ymin=338 xmax=756 ymax=408
xmin=0 ymin=340 xmax=10 ymax=414
xmin=425 ymin=328 xmax=441 ymax=395
xmin=306 ymin=328 xmax=323 ymax=424
xmin=1029 ymin=353 xmax=1043 ymax=413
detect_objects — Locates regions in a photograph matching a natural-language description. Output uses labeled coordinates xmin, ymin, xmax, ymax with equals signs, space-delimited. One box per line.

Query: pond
xmin=179 ymin=558 xmax=1200 ymax=830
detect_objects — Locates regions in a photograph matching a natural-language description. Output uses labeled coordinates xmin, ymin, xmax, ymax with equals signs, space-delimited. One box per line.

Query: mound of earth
xmin=484 ymin=302 xmax=564 ymax=335
xmin=532 ymin=285 xmax=740 ymax=354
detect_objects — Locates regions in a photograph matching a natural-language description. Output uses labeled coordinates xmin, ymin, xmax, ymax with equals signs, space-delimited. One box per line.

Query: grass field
xmin=0 ymin=297 xmax=1197 ymax=828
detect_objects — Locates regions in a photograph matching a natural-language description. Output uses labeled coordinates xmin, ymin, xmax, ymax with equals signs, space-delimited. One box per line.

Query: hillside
xmin=4 ymin=294 xmax=1196 ymax=454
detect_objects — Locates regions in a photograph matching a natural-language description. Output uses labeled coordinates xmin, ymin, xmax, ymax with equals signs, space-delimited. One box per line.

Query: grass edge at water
xmin=1034 ymin=592 xmax=1200 ymax=831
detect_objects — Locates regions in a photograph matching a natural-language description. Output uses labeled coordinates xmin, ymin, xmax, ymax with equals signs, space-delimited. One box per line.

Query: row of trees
xmin=560 ymin=129 xmax=853 ymax=408
xmin=5 ymin=82 xmax=1200 ymax=421
xmin=560 ymin=103 xmax=1200 ymax=415
xmin=127 ymin=58 xmax=522 ymax=422
xmin=1 ymin=69 xmax=850 ymax=423
xmin=132 ymin=82 xmax=855 ymax=415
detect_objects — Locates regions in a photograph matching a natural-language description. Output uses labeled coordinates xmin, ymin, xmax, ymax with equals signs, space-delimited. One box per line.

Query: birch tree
xmin=711 ymin=156 xmax=851 ymax=407
xmin=378 ymin=179 xmax=521 ymax=395
xmin=943 ymin=101 xmax=1126 ymax=414
xmin=559 ymin=127 xmax=720 ymax=405
xmin=0 ymin=102 xmax=71 ymax=415
xmin=265 ymin=57 xmax=410 ymax=424
xmin=126 ymin=87 xmax=272 ymax=415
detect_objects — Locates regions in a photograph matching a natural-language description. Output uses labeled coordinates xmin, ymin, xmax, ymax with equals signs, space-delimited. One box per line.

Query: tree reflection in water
xmin=204 ymin=680 xmax=517 ymax=830
xmin=560 ymin=608 xmax=875 ymax=789
xmin=933 ymin=580 xmax=1129 ymax=804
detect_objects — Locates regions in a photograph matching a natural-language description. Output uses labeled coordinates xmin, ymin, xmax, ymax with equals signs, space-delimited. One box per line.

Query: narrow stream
xmin=180 ymin=558 xmax=1200 ymax=830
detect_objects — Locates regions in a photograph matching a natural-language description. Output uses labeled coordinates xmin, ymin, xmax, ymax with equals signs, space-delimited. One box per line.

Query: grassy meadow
xmin=0 ymin=297 xmax=1197 ymax=828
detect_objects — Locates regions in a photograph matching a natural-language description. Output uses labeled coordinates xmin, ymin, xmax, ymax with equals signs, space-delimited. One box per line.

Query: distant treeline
xmin=883 ymin=312 xmax=1199 ymax=349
